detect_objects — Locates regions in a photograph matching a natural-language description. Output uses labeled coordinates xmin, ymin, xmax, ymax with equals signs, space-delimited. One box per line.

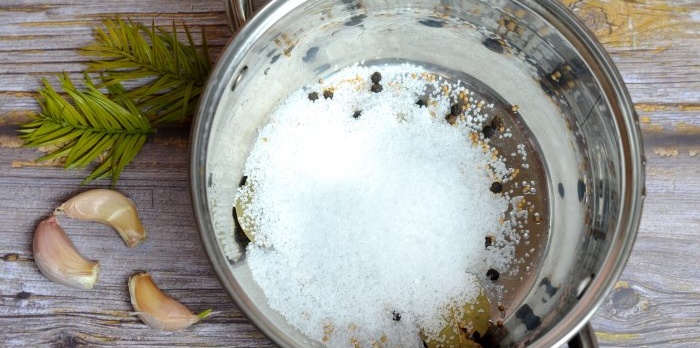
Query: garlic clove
xmin=33 ymin=216 xmax=100 ymax=290
xmin=128 ymin=272 xmax=212 ymax=331
xmin=56 ymin=189 xmax=146 ymax=247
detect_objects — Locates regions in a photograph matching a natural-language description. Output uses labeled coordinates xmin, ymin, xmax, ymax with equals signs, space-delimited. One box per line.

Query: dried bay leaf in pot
xmin=422 ymin=288 xmax=490 ymax=348
xmin=234 ymin=179 xmax=258 ymax=243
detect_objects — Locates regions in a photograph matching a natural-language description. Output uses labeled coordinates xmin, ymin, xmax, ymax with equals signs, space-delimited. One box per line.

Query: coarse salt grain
xmin=237 ymin=64 xmax=517 ymax=348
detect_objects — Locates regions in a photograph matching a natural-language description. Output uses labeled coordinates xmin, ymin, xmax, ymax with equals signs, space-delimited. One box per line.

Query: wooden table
xmin=0 ymin=0 xmax=697 ymax=347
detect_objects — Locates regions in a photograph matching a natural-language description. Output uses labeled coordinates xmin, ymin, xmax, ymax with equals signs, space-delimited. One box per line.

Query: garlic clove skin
xmin=56 ymin=189 xmax=146 ymax=247
xmin=128 ymin=272 xmax=211 ymax=331
xmin=33 ymin=216 xmax=100 ymax=290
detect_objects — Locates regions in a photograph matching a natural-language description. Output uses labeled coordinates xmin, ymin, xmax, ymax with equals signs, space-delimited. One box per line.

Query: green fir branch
xmin=20 ymin=18 xmax=215 ymax=185
xmin=81 ymin=18 xmax=211 ymax=125
xmin=20 ymin=74 xmax=154 ymax=186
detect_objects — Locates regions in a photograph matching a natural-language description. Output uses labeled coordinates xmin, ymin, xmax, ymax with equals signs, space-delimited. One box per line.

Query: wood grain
xmin=0 ymin=127 xmax=277 ymax=347
xmin=0 ymin=0 xmax=698 ymax=347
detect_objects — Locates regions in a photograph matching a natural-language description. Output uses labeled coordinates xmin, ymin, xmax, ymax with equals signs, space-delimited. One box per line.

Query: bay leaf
xmin=422 ymin=287 xmax=490 ymax=348
xmin=234 ymin=180 xmax=258 ymax=242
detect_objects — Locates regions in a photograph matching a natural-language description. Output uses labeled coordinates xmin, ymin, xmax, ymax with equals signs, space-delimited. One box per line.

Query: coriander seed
xmin=323 ymin=89 xmax=334 ymax=99
xmin=485 ymin=236 xmax=494 ymax=248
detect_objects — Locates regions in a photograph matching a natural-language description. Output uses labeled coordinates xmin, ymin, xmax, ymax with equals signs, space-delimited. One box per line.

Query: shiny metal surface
xmin=567 ymin=323 xmax=599 ymax=348
xmin=224 ymin=0 xmax=252 ymax=32
xmin=191 ymin=1 xmax=645 ymax=347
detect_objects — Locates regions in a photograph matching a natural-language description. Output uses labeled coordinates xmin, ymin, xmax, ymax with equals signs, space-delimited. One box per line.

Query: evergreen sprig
xmin=82 ymin=18 xmax=211 ymax=125
xmin=20 ymin=19 xmax=213 ymax=185
xmin=20 ymin=74 xmax=154 ymax=185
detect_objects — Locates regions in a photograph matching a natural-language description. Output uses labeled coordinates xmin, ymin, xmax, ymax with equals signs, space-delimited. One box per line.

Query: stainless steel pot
xmin=191 ymin=1 xmax=645 ymax=347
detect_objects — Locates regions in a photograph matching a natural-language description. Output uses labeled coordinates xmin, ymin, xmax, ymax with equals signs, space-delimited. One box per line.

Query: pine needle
xmin=19 ymin=18 xmax=214 ymax=185
xmin=20 ymin=74 xmax=154 ymax=186
xmin=81 ymin=18 xmax=211 ymax=125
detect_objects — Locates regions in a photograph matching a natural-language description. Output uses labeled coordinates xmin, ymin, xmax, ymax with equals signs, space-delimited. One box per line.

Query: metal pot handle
xmin=225 ymin=0 xmax=254 ymax=32
xmin=567 ymin=323 xmax=599 ymax=348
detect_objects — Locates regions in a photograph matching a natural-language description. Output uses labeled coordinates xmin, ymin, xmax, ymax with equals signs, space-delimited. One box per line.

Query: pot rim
xmin=191 ymin=1 xmax=645 ymax=347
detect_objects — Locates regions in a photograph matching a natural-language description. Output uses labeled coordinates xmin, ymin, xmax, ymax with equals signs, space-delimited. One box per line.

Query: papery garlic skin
xmin=129 ymin=272 xmax=210 ymax=331
xmin=33 ymin=216 xmax=100 ymax=289
xmin=56 ymin=189 xmax=146 ymax=247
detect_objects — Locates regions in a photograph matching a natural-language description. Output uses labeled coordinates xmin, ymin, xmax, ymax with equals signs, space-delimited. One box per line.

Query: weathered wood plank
xmin=565 ymin=0 xmax=700 ymax=145
xmin=1 ymin=126 xmax=698 ymax=347
xmin=590 ymin=139 xmax=700 ymax=347
xmin=1 ymin=0 xmax=698 ymax=125
xmin=0 ymin=0 xmax=698 ymax=347
xmin=0 ymin=0 xmax=234 ymax=123
xmin=0 ymin=126 xmax=277 ymax=347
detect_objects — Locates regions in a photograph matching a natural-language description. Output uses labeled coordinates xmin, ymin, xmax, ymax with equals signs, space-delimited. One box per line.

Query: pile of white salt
xmin=237 ymin=64 xmax=517 ymax=347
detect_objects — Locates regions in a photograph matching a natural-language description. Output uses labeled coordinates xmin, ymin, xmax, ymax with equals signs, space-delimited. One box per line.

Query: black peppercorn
xmin=352 ymin=110 xmax=362 ymax=119
xmin=490 ymin=182 xmax=503 ymax=194
xmin=370 ymin=83 xmax=383 ymax=93
xmin=323 ymin=89 xmax=334 ymax=99
xmin=450 ymin=103 xmax=463 ymax=115
xmin=308 ymin=91 xmax=319 ymax=101
xmin=371 ymin=71 xmax=382 ymax=84
xmin=487 ymin=268 xmax=500 ymax=281
xmin=391 ymin=311 xmax=401 ymax=321
xmin=482 ymin=125 xmax=496 ymax=138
